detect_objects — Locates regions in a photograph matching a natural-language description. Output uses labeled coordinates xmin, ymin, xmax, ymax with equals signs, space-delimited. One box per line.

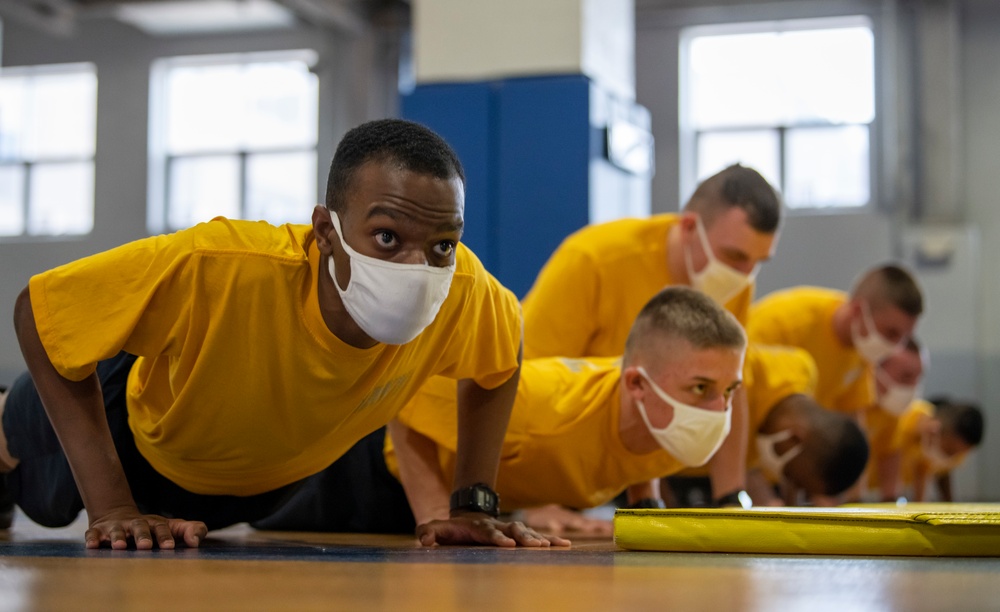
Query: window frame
xmin=147 ymin=49 xmax=319 ymax=234
xmin=675 ymin=10 xmax=887 ymax=217
xmin=0 ymin=62 xmax=98 ymax=240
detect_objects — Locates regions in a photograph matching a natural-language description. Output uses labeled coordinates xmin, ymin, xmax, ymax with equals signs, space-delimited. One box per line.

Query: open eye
xmin=374 ymin=230 xmax=398 ymax=249
xmin=690 ymin=383 xmax=708 ymax=396
xmin=433 ymin=240 xmax=456 ymax=258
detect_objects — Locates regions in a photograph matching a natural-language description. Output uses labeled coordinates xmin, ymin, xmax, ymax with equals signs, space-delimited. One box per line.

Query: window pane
xmin=0 ymin=165 xmax=26 ymax=236
xmin=29 ymin=71 xmax=98 ymax=159
xmin=165 ymin=58 xmax=317 ymax=154
xmin=168 ymin=156 xmax=240 ymax=229
xmin=689 ymin=22 xmax=873 ymax=128
xmin=0 ymin=76 xmax=29 ymax=161
xmin=166 ymin=64 xmax=244 ymax=154
xmin=785 ymin=125 xmax=870 ymax=208
xmin=242 ymin=62 xmax=318 ymax=149
xmin=245 ymin=151 xmax=316 ymax=225
xmin=28 ymin=162 xmax=94 ymax=236
xmin=689 ymin=32 xmax=783 ymax=128
xmin=782 ymin=27 xmax=874 ymax=124
xmin=697 ymin=130 xmax=781 ymax=190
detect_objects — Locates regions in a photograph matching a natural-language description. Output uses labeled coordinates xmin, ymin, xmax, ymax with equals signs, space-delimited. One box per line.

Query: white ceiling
xmin=0 ymin=0 xmax=398 ymax=37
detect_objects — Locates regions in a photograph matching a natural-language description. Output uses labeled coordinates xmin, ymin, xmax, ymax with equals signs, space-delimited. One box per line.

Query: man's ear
xmin=313 ymin=205 xmax=334 ymax=253
xmin=679 ymin=211 xmax=699 ymax=234
xmin=621 ymin=366 xmax=646 ymax=401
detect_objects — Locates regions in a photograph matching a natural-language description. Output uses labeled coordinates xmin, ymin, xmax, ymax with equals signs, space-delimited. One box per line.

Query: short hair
xmin=324 ymin=118 xmax=465 ymax=212
xmin=850 ymin=263 xmax=924 ymax=317
xmin=932 ymin=397 xmax=985 ymax=446
xmin=810 ymin=405 xmax=870 ymax=495
xmin=623 ymin=286 xmax=747 ymax=365
xmin=683 ymin=164 xmax=782 ymax=233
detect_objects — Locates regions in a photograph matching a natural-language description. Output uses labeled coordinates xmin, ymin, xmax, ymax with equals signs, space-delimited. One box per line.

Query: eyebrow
xmin=366 ymin=205 xmax=464 ymax=233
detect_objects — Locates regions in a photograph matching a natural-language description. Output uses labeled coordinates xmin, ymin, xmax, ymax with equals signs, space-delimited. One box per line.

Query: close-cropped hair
xmin=623 ymin=286 xmax=747 ymax=365
xmin=850 ymin=263 xmax=924 ymax=317
xmin=683 ymin=163 xmax=782 ymax=233
xmin=932 ymin=397 xmax=985 ymax=446
xmin=325 ymin=118 xmax=465 ymax=212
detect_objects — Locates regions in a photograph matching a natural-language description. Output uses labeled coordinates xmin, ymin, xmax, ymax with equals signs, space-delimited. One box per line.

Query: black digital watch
xmin=449 ymin=483 xmax=500 ymax=518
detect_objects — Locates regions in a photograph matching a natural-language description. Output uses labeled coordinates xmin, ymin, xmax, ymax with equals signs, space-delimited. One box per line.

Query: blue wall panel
xmin=402 ymin=76 xmax=598 ymax=299
xmin=401 ymin=83 xmax=496 ymax=270
xmin=496 ymin=76 xmax=593 ymax=298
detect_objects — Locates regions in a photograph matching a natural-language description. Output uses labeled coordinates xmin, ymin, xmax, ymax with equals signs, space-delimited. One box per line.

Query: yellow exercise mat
xmin=613 ymin=505 xmax=1000 ymax=557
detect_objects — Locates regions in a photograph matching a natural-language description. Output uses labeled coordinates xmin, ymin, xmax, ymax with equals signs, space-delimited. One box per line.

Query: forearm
xmin=877 ymin=453 xmax=902 ymax=501
xmin=708 ymin=386 xmax=748 ymax=499
xmin=13 ymin=288 xmax=137 ymax=518
xmin=386 ymin=420 xmax=451 ymax=525
xmin=625 ymin=479 xmax=661 ymax=505
xmin=746 ymin=469 xmax=782 ymax=506
xmin=452 ymin=350 xmax=521 ymax=492
xmin=913 ymin=465 xmax=929 ymax=502
xmin=935 ymin=473 xmax=953 ymax=502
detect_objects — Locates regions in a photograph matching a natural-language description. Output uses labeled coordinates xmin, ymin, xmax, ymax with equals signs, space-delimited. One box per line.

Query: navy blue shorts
xmin=3 ymin=353 xmax=300 ymax=531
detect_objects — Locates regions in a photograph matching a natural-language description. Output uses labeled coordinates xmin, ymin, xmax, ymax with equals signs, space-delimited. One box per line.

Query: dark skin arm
xmin=413 ymin=345 xmax=569 ymax=547
xmin=935 ymin=472 xmax=953 ymax=502
xmin=13 ymin=287 xmax=206 ymax=550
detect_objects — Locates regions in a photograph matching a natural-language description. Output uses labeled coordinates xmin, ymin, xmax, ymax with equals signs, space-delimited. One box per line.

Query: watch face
xmin=451 ymin=484 xmax=500 ymax=517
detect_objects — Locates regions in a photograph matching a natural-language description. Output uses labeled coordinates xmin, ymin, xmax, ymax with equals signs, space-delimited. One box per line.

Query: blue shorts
xmin=3 ymin=353 xmax=299 ymax=530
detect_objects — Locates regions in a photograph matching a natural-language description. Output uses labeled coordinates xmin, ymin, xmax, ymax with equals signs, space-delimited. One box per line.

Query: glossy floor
xmin=1 ymin=513 xmax=999 ymax=611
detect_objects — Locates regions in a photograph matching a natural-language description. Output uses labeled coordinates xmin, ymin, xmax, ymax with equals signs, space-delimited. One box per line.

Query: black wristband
xmin=714 ymin=490 xmax=752 ymax=509
xmin=449 ymin=483 xmax=500 ymax=518
xmin=628 ymin=497 xmax=666 ymax=510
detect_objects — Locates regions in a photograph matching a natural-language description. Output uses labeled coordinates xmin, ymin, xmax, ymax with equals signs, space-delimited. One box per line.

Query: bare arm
xmin=913 ymin=461 xmax=930 ymax=502
xmin=935 ymin=472 xmax=954 ymax=502
xmin=13 ymin=287 xmax=205 ymax=550
xmin=746 ymin=469 xmax=783 ymax=506
xmin=450 ymin=358 xmax=522 ymax=492
xmin=412 ymin=346 xmax=569 ymax=547
xmin=877 ymin=452 xmax=902 ymax=502
xmin=625 ymin=480 xmax=662 ymax=505
xmin=708 ymin=386 xmax=749 ymax=503
xmin=385 ymin=420 xmax=450 ymax=525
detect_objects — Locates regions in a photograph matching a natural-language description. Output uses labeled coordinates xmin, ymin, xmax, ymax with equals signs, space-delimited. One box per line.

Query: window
xmin=0 ymin=63 xmax=97 ymax=237
xmin=149 ymin=50 xmax=319 ymax=232
xmin=680 ymin=16 xmax=875 ymax=210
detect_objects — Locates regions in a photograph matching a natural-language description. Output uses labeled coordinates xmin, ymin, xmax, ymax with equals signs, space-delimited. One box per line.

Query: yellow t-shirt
xmin=386 ymin=357 xmax=687 ymax=511
xmin=747 ymin=287 xmax=874 ymax=414
xmin=521 ymin=214 xmax=753 ymax=359
xmin=29 ymin=218 xmax=522 ymax=496
xmin=743 ymin=344 xmax=818 ymax=469
xmin=891 ymin=400 xmax=968 ymax=486
xmin=863 ymin=405 xmax=902 ymax=460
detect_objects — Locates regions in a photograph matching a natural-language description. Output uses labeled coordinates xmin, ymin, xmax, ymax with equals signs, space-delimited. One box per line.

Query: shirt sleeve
xmin=29 ymin=230 xmax=200 ymax=381
xmin=431 ymin=246 xmax=523 ymax=390
xmin=835 ymin=367 xmax=876 ymax=414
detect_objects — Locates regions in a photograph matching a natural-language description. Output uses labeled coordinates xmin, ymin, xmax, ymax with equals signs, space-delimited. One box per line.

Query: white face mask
xmin=329 ymin=211 xmax=455 ymax=345
xmin=851 ymin=301 xmax=898 ymax=365
xmin=684 ymin=216 xmax=757 ymax=306
xmin=875 ymin=369 xmax=919 ymax=417
xmin=633 ymin=367 xmax=732 ymax=467
xmin=755 ymin=429 xmax=803 ymax=481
